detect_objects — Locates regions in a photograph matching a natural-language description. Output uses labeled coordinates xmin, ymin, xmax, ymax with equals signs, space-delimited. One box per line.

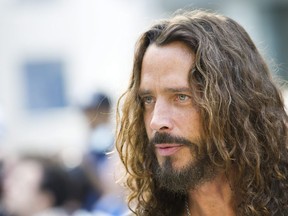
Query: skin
xmin=3 ymin=160 xmax=54 ymax=216
xmin=139 ymin=41 xmax=200 ymax=170
xmin=139 ymin=41 xmax=235 ymax=216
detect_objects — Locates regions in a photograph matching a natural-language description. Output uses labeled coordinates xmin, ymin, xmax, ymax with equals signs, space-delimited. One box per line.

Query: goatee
xmin=149 ymin=132 xmax=217 ymax=193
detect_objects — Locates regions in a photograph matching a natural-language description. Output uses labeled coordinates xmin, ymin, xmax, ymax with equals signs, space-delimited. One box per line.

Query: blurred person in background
xmin=64 ymin=166 xmax=98 ymax=215
xmin=81 ymin=92 xmax=114 ymax=165
xmin=2 ymin=154 xmax=70 ymax=216
xmin=79 ymin=92 xmax=127 ymax=215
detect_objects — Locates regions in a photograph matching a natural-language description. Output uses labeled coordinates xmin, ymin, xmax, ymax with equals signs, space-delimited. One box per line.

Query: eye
xmin=176 ymin=94 xmax=190 ymax=102
xmin=142 ymin=96 xmax=155 ymax=105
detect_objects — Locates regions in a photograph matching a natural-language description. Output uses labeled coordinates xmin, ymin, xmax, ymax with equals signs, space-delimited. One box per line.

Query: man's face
xmin=3 ymin=160 xmax=46 ymax=215
xmin=139 ymin=41 xmax=216 ymax=192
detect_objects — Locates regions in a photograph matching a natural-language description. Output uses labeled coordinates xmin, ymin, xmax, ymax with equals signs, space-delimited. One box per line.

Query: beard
xmin=149 ymin=132 xmax=217 ymax=194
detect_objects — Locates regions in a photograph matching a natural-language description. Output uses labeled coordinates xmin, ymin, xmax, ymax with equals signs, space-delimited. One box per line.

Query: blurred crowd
xmin=0 ymin=92 xmax=128 ymax=216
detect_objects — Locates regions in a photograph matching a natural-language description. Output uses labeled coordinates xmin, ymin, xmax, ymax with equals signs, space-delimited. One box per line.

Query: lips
xmin=155 ymin=143 xmax=183 ymax=156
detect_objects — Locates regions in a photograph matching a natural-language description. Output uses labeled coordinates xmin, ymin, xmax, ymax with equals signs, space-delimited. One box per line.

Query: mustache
xmin=149 ymin=132 xmax=194 ymax=146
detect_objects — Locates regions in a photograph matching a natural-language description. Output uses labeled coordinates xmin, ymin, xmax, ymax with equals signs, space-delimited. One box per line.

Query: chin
xmin=158 ymin=156 xmax=194 ymax=170
xmin=152 ymin=153 xmax=217 ymax=193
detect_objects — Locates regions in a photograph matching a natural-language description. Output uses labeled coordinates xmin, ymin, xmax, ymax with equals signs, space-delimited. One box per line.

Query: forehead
xmin=139 ymin=41 xmax=195 ymax=91
xmin=143 ymin=41 xmax=193 ymax=66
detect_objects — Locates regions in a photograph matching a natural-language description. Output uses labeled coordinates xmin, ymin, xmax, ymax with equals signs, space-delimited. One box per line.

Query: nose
xmin=149 ymin=100 xmax=173 ymax=132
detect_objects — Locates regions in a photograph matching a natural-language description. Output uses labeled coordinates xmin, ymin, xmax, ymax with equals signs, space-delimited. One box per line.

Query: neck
xmin=186 ymin=173 xmax=235 ymax=216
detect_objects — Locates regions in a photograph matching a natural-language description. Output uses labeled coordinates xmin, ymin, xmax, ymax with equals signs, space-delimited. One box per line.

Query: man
xmin=116 ymin=9 xmax=288 ymax=216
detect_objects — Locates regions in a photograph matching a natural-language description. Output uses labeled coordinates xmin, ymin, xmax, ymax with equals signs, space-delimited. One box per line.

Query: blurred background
xmin=0 ymin=0 xmax=287 ymax=215
xmin=0 ymin=0 xmax=287 ymax=158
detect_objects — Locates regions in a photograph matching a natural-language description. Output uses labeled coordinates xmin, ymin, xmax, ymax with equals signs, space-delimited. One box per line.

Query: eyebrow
xmin=138 ymin=89 xmax=152 ymax=97
xmin=164 ymin=87 xmax=192 ymax=93
xmin=138 ymin=87 xmax=192 ymax=96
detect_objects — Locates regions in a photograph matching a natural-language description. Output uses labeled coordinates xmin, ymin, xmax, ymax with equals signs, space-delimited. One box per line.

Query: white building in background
xmin=0 ymin=0 xmax=287 ymax=156
xmin=0 ymin=0 xmax=161 ymax=155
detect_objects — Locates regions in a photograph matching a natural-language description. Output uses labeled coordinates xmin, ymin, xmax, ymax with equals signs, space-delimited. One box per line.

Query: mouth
xmin=155 ymin=143 xmax=184 ymax=156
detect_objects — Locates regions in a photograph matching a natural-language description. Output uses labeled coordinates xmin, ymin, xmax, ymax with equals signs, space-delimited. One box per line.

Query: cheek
xmin=178 ymin=110 xmax=202 ymax=135
xmin=144 ymin=112 xmax=152 ymax=137
xmin=192 ymin=114 xmax=202 ymax=133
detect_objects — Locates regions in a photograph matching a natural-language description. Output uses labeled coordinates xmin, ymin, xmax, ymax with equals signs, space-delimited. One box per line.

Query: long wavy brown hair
xmin=116 ymin=10 xmax=288 ymax=216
